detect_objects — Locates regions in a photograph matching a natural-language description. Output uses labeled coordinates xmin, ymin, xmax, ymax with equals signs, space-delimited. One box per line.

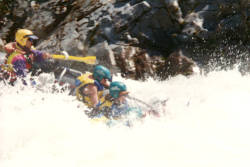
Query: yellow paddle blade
xmin=52 ymin=54 xmax=96 ymax=65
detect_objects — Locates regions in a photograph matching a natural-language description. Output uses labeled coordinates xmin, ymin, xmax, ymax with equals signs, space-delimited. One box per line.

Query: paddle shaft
xmin=52 ymin=54 xmax=96 ymax=65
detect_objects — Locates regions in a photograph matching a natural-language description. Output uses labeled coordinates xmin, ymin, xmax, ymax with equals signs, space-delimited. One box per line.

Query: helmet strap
xmin=16 ymin=42 xmax=32 ymax=54
xmin=16 ymin=42 xmax=33 ymax=64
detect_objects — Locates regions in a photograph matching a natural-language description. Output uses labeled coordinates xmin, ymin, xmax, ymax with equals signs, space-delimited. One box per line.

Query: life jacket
xmin=75 ymin=72 xmax=106 ymax=108
xmin=94 ymin=95 xmax=129 ymax=119
xmin=1 ymin=44 xmax=34 ymax=84
xmin=0 ymin=49 xmax=20 ymax=83
xmin=98 ymin=97 xmax=113 ymax=111
xmin=2 ymin=44 xmax=33 ymax=73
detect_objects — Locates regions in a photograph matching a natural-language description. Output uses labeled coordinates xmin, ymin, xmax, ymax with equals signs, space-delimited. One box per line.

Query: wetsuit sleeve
xmin=31 ymin=50 xmax=45 ymax=63
xmin=12 ymin=57 xmax=27 ymax=77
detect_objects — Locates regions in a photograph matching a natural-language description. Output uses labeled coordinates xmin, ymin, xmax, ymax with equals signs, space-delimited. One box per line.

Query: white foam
xmin=1 ymin=69 xmax=250 ymax=167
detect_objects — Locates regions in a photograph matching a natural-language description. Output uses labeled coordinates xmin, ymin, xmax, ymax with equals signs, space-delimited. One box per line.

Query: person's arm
xmin=31 ymin=50 xmax=51 ymax=63
xmin=87 ymin=84 xmax=100 ymax=107
xmin=4 ymin=42 xmax=16 ymax=54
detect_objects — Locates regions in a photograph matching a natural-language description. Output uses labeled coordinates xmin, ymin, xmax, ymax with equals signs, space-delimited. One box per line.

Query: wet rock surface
xmin=0 ymin=0 xmax=249 ymax=80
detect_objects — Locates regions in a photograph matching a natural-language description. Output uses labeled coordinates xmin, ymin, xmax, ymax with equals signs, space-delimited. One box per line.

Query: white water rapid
xmin=1 ymin=69 xmax=250 ymax=167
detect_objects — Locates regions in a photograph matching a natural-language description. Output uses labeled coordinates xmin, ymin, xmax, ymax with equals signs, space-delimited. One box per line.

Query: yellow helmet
xmin=15 ymin=29 xmax=38 ymax=47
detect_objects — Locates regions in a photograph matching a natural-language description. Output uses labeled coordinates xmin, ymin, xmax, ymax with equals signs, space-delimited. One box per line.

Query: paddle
xmin=128 ymin=95 xmax=162 ymax=117
xmin=52 ymin=54 xmax=96 ymax=65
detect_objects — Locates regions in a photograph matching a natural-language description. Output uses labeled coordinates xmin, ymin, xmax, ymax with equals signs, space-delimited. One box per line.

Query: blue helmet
xmin=109 ymin=81 xmax=128 ymax=98
xmin=93 ymin=65 xmax=112 ymax=82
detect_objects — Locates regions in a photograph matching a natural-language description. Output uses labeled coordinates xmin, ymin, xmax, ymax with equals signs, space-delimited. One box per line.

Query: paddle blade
xmin=52 ymin=54 xmax=96 ymax=65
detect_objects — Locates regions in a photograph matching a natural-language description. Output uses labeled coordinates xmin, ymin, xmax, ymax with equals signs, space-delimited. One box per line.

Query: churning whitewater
xmin=1 ymin=69 xmax=250 ymax=167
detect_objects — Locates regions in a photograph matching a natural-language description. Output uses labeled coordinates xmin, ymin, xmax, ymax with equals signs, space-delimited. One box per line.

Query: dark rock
xmin=0 ymin=0 xmax=249 ymax=80
xmin=156 ymin=50 xmax=200 ymax=80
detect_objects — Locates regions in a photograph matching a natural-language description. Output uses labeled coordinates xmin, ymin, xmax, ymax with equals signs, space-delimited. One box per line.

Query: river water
xmin=1 ymin=69 xmax=250 ymax=167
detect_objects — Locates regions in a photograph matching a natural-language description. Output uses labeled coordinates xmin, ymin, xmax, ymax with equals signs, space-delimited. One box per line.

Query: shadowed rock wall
xmin=0 ymin=0 xmax=249 ymax=80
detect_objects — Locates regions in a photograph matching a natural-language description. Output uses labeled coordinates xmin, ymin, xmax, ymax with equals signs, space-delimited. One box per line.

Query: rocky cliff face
xmin=0 ymin=0 xmax=249 ymax=80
